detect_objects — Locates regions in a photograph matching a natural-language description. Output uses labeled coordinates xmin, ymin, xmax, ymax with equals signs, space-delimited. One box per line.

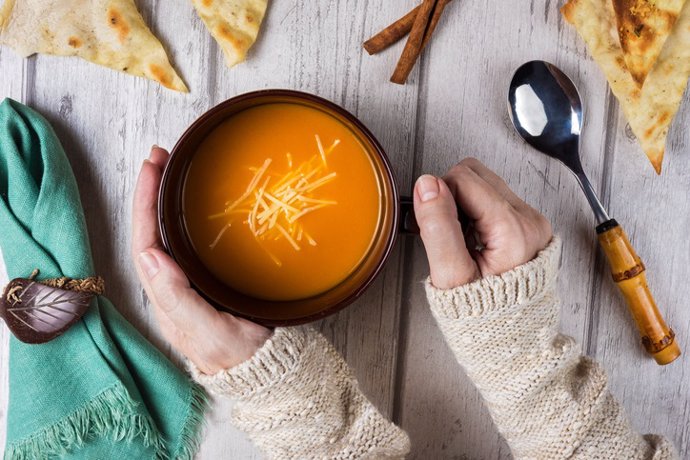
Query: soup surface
xmin=183 ymin=103 xmax=382 ymax=301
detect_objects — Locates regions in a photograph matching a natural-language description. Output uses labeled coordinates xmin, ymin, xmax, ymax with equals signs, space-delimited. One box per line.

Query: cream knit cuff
xmin=425 ymin=236 xmax=562 ymax=319
xmin=187 ymin=326 xmax=309 ymax=399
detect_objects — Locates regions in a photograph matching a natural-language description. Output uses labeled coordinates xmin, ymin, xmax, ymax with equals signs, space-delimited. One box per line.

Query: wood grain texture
xmin=394 ymin=1 xmax=614 ymax=457
xmin=0 ymin=43 xmax=27 ymax=457
xmin=586 ymin=89 xmax=690 ymax=455
xmin=1 ymin=0 xmax=689 ymax=458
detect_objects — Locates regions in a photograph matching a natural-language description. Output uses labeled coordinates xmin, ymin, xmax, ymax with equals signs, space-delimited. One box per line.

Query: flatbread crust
xmin=191 ymin=0 xmax=268 ymax=67
xmin=563 ymin=0 xmax=690 ymax=173
xmin=612 ymin=0 xmax=687 ymax=86
xmin=0 ymin=0 xmax=187 ymax=92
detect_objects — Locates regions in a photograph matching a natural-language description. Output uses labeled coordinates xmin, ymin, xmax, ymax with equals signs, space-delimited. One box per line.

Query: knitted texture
xmin=190 ymin=237 xmax=676 ymax=459
xmin=188 ymin=326 xmax=410 ymax=459
xmin=426 ymin=237 xmax=677 ymax=460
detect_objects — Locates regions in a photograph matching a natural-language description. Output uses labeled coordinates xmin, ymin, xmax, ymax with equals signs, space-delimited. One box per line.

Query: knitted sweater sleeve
xmin=188 ymin=326 xmax=410 ymax=459
xmin=425 ymin=236 xmax=677 ymax=459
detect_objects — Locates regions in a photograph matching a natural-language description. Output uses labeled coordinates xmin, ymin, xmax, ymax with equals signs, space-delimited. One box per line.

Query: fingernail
xmin=416 ymin=175 xmax=439 ymax=202
xmin=139 ymin=251 xmax=159 ymax=279
xmin=149 ymin=145 xmax=160 ymax=161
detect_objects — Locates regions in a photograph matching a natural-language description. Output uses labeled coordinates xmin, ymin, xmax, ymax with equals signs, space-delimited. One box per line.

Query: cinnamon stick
xmin=363 ymin=5 xmax=421 ymax=55
xmin=421 ymin=0 xmax=451 ymax=49
xmin=363 ymin=0 xmax=454 ymax=55
xmin=390 ymin=0 xmax=451 ymax=85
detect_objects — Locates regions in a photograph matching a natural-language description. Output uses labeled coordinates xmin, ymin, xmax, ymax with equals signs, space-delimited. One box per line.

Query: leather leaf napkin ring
xmin=0 ymin=269 xmax=104 ymax=344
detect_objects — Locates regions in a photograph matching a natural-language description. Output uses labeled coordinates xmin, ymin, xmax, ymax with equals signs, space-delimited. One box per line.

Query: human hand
xmin=413 ymin=158 xmax=553 ymax=289
xmin=132 ymin=146 xmax=272 ymax=374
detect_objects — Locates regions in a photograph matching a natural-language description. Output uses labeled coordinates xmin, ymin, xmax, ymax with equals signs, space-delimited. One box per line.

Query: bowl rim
xmin=158 ymin=89 xmax=401 ymax=326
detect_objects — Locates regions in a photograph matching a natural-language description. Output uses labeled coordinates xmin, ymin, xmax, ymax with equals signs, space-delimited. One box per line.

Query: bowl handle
xmin=399 ymin=196 xmax=468 ymax=234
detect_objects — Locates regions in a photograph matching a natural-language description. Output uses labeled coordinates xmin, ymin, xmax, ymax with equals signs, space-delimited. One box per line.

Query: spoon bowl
xmin=508 ymin=61 xmax=583 ymax=171
xmin=508 ymin=60 xmax=608 ymax=224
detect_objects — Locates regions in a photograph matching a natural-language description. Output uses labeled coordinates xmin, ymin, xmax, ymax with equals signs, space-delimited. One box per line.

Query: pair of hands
xmin=132 ymin=147 xmax=552 ymax=374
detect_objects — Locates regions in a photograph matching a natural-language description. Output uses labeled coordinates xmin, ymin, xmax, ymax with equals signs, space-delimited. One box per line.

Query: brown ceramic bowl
xmin=159 ymin=90 xmax=413 ymax=326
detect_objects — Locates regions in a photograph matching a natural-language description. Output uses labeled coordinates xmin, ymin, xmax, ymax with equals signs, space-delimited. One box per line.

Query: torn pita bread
xmin=562 ymin=0 xmax=690 ymax=173
xmin=0 ymin=0 xmax=187 ymax=92
xmin=612 ymin=0 xmax=687 ymax=86
xmin=191 ymin=0 xmax=268 ymax=67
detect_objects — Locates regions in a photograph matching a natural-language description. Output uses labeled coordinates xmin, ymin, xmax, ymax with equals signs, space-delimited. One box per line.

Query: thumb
xmin=137 ymin=248 xmax=219 ymax=337
xmin=414 ymin=175 xmax=479 ymax=288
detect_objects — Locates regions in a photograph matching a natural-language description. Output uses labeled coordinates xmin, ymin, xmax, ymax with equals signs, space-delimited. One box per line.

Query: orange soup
xmin=183 ymin=103 xmax=382 ymax=301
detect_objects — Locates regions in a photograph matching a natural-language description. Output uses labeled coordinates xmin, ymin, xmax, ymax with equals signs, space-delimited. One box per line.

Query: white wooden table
xmin=1 ymin=1 xmax=689 ymax=458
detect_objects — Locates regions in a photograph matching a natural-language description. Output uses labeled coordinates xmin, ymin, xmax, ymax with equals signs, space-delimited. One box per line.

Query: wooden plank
xmin=0 ymin=43 xmax=28 ymax=454
xmin=208 ymin=0 xmax=420 ymax=420
xmin=0 ymin=47 xmax=26 ymax=102
xmin=589 ymin=88 xmax=690 ymax=456
xmin=24 ymin=1 xmax=211 ymax=332
xmin=304 ymin=0 xmax=420 ymax=418
xmin=195 ymin=398 xmax=262 ymax=459
xmin=393 ymin=1 xmax=614 ymax=457
xmin=178 ymin=0 xmax=420 ymax=448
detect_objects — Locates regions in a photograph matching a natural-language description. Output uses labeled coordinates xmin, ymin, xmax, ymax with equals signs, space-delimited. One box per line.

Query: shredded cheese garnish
xmin=315 ymin=134 xmax=327 ymax=167
xmin=209 ymin=135 xmax=341 ymax=266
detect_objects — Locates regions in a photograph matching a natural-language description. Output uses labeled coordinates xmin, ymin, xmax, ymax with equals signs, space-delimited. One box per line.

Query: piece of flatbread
xmin=0 ymin=0 xmax=187 ymax=92
xmin=562 ymin=0 xmax=690 ymax=173
xmin=612 ymin=0 xmax=687 ymax=86
xmin=191 ymin=0 xmax=268 ymax=67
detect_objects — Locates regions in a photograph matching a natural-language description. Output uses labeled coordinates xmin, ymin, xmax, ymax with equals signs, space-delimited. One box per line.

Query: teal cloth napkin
xmin=0 ymin=98 xmax=206 ymax=459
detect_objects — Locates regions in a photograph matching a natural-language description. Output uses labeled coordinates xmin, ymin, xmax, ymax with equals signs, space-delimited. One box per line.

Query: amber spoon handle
xmin=596 ymin=219 xmax=680 ymax=365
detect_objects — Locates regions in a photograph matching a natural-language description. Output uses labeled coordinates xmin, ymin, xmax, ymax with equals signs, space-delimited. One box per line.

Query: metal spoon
xmin=507 ymin=60 xmax=680 ymax=365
